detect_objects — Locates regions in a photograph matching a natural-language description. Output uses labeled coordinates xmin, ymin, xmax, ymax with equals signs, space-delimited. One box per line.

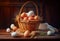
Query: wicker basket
xmin=16 ymin=1 xmax=40 ymax=33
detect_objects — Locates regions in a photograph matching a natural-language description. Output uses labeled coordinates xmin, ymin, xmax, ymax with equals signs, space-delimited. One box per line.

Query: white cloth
xmin=39 ymin=23 xmax=57 ymax=33
xmin=45 ymin=23 xmax=56 ymax=33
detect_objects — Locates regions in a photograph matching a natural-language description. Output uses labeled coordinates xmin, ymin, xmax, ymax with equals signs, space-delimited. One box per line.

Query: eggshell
xmin=10 ymin=24 xmax=15 ymax=29
xmin=16 ymin=29 xmax=24 ymax=36
xmin=12 ymin=26 xmax=17 ymax=31
xmin=26 ymin=11 xmax=35 ymax=17
xmin=21 ymin=12 xmax=27 ymax=18
xmin=11 ymin=32 xmax=17 ymax=37
xmin=47 ymin=31 xmax=52 ymax=35
xmin=34 ymin=16 xmax=39 ymax=20
xmin=24 ymin=30 xmax=30 ymax=37
xmin=28 ymin=16 xmax=34 ymax=20
xmin=47 ymin=24 xmax=55 ymax=33
xmin=23 ymin=17 xmax=28 ymax=21
xmin=6 ymin=28 xmax=11 ymax=32
xmin=10 ymin=24 xmax=17 ymax=31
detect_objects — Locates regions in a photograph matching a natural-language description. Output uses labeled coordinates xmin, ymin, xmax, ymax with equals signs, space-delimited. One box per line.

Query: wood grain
xmin=0 ymin=29 xmax=60 ymax=39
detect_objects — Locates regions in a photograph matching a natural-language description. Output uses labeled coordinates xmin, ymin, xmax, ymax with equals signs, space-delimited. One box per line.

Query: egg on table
xmin=47 ymin=31 xmax=52 ymax=35
xmin=10 ymin=24 xmax=15 ymax=28
xmin=11 ymin=32 xmax=18 ymax=37
xmin=12 ymin=26 xmax=17 ymax=31
xmin=47 ymin=24 xmax=55 ymax=33
xmin=6 ymin=28 xmax=11 ymax=33
xmin=10 ymin=24 xmax=17 ymax=31
xmin=24 ymin=30 xmax=30 ymax=37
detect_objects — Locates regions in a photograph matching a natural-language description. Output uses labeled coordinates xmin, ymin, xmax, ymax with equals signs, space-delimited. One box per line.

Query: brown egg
xmin=21 ymin=12 xmax=27 ymax=18
xmin=34 ymin=16 xmax=39 ymax=20
xmin=28 ymin=16 xmax=34 ymax=20
xmin=11 ymin=26 xmax=17 ymax=31
xmin=23 ymin=17 xmax=28 ymax=21
xmin=24 ymin=30 xmax=30 ymax=37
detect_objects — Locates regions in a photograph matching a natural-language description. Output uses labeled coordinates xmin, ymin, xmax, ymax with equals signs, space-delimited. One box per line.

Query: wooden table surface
xmin=0 ymin=29 xmax=60 ymax=39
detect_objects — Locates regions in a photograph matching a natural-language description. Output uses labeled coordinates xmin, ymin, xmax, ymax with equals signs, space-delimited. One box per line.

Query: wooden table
xmin=0 ymin=29 xmax=60 ymax=40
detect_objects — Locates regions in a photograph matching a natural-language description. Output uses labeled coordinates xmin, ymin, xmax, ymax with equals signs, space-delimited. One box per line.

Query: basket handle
xmin=19 ymin=1 xmax=38 ymax=16
xmin=17 ymin=1 xmax=39 ymax=27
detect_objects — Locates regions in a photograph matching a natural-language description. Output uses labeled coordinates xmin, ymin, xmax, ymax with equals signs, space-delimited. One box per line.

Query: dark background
xmin=0 ymin=0 xmax=59 ymax=30
xmin=45 ymin=0 xmax=59 ymax=29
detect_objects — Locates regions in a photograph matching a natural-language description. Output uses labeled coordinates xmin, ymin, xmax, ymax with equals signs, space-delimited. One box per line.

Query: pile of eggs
xmin=6 ymin=11 xmax=55 ymax=37
xmin=6 ymin=24 xmax=30 ymax=37
xmin=6 ymin=23 xmax=39 ymax=37
xmin=6 ymin=24 xmax=18 ymax=37
xmin=6 ymin=11 xmax=39 ymax=37
xmin=20 ymin=11 xmax=40 ymax=22
xmin=6 ymin=24 xmax=54 ymax=37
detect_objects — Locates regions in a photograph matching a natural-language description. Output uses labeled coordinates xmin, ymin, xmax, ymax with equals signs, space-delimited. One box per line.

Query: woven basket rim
xmin=20 ymin=20 xmax=40 ymax=23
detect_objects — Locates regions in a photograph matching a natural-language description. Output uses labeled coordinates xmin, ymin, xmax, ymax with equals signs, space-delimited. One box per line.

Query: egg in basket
xmin=15 ymin=11 xmax=41 ymax=33
xmin=15 ymin=1 xmax=42 ymax=33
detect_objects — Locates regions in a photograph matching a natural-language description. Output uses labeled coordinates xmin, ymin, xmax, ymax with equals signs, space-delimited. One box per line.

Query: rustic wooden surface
xmin=0 ymin=29 xmax=60 ymax=39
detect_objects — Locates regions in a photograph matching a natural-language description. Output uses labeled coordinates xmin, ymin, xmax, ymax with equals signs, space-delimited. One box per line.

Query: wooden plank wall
xmin=0 ymin=0 xmax=59 ymax=29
